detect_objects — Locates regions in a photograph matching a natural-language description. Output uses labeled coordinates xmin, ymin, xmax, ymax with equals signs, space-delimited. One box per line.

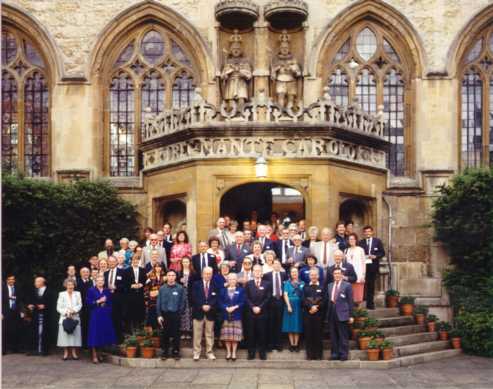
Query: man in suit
xmin=311 ymin=227 xmax=337 ymax=272
xmin=245 ymin=241 xmax=265 ymax=267
xmin=190 ymin=267 xmax=217 ymax=360
xmin=224 ymin=231 xmax=251 ymax=272
xmin=162 ymin=223 xmax=174 ymax=259
xmin=245 ymin=265 xmax=272 ymax=360
xmin=334 ymin=222 xmax=348 ymax=252
xmin=192 ymin=241 xmax=218 ymax=276
xmin=359 ymin=225 xmax=385 ymax=310
xmin=142 ymin=233 xmax=167 ymax=268
xmin=2 ymin=274 xmax=24 ymax=354
xmin=303 ymin=268 xmax=326 ymax=360
xmin=98 ymin=238 xmax=114 ymax=260
xmin=208 ymin=217 xmax=231 ymax=249
xmin=256 ymin=225 xmax=274 ymax=252
xmin=145 ymin=249 xmax=162 ymax=273
xmin=77 ymin=267 xmax=92 ymax=348
xmin=288 ymin=234 xmax=309 ymax=269
xmin=325 ymin=250 xmax=357 ymax=287
xmin=327 ymin=268 xmax=354 ymax=361
xmin=125 ymin=255 xmax=147 ymax=332
xmin=262 ymin=260 xmax=287 ymax=352
xmin=298 ymin=219 xmax=307 ymax=241
xmin=274 ymin=227 xmax=293 ymax=270
xmin=104 ymin=256 xmax=127 ymax=343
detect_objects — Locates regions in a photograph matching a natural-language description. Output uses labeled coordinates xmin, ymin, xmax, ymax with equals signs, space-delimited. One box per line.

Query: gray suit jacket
xmin=288 ymin=246 xmax=309 ymax=265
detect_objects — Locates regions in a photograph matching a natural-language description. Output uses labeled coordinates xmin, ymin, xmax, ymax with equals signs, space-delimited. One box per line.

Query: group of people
xmin=2 ymin=216 xmax=385 ymax=362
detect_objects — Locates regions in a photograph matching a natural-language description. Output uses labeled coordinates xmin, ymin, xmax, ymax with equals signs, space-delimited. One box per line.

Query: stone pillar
xmin=253 ymin=18 xmax=270 ymax=97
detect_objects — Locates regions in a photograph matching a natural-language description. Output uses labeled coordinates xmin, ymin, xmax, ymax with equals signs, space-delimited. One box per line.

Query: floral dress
xmin=144 ymin=274 xmax=165 ymax=328
xmin=169 ymin=243 xmax=192 ymax=272
xmin=179 ymin=271 xmax=193 ymax=332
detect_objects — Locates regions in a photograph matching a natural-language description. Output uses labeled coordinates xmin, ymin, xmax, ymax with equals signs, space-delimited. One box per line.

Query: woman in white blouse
xmin=207 ymin=237 xmax=225 ymax=265
xmin=56 ymin=278 xmax=82 ymax=360
xmin=345 ymin=233 xmax=366 ymax=306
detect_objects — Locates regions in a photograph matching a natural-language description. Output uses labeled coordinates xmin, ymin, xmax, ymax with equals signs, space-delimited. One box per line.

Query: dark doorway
xmin=220 ymin=182 xmax=305 ymax=225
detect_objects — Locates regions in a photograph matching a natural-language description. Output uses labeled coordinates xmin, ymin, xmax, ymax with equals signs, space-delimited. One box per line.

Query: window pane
xmin=461 ymin=71 xmax=483 ymax=168
xmin=384 ymin=69 xmax=405 ymax=176
xmin=141 ymin=70 xmax=165 ymax=135
xmin=115 ymin=42 xmax=134 ymax=67
xmin=2 ymin=71 xmax=19 ymax=173
xmin=23 ymin=40 xmax=44 ymax=68
xmin=466 ymin=38 xmax=482 ymax=63
xmin=110 ymin=73 xmax=135 ymax=176
xmin=333 ymin=39 xmax=350 ymax=64
xmin=356 ymin=28 xmax=377 ymax=61
xmin=171 ymin=40 xmax=192 ymax=68
xmin=356 ymin=68 xmax=377 ymax=114
xmin=141 ymin=30 xmax=164 ymax=65
xmin=2 ymin=31 xmax=17 ymax=65
xmin=172 ymin=72 xmax=195 ymax=108
xmin=24 ymin=71 xmax=49 ymax=177
xmin=327 ymin=68 xmax=349 ymax=106
xmin=383 ymin=39 xmax=400 ymax=63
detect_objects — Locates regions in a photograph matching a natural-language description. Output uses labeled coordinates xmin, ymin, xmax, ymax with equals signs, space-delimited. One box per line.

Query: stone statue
xmin=271 ymin=30 xmax=302 ymax=109
xmin=220 ymin=29 xmax=252 ymax=110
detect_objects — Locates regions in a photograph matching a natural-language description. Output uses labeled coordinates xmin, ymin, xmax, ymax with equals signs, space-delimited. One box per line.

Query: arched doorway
xmin=220 ymin=182 xmax=305 ymax=225
xmin=339 ymin=197 xmax=371 ymax=236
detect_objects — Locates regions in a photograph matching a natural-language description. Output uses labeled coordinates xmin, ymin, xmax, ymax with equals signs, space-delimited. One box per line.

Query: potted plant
xmin=124 ymin=336 xmax=138 ymax=358
xmin=144 ymin=325 xmax=153 ymax=335
xmin=367 ymin=339 xmax=380 ymax=361
xmin=365 ymin=317 xmax=379 ymax=332
xmin=151 ymin=328 xmax=161 ymax=348
xmin=449 ymin=328 xmax=462 ymax=349
xmin=438 ymin=321 xmax=451 ymax=340
xmin=358 ymin=331 xmax=372 ymax=350
xmin=399 ymin=296 xmax=415 ymax=316
xmin=380 ymin=339 xmax=394 ymax=360
xmin=353 ymin=307 xmax=369 ymax=326
xmin=373 ymin=331 xmax=385 ymax=346
xmin=135 ymin=328 xmax=147 ymax=345
xmin=414 ymin=305 xmax=429 ymax=325
xmin=385 ymin=289 xmax=400 ymax=308
xmin=426 ymin=314 xmax=439 ymax=332
xmin=140 ymin=339 xmax=155 ymax=359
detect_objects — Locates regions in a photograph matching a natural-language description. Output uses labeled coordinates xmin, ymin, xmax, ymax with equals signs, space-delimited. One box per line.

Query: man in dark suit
xmin=245 ymin=265 xmax=272 ymax=360
xmin=334 ymin=222 xmax=348 ymax=252
xmin=192 ymin=241 xmax=218 ymax=276
xmin=303 ymin=268 xmax=327 ymax=360
xmin=104 ymin=256 xmax=127 ymax=343
xmin=257 ymin=225 xmax=274 ymax=252
xmin=224 ymin=232 xmax=251 ymax=272
xmin=274 ymin=228 xmax=293 ymax=269
xmin=2 ymin=274 xmax=23 ymax=354
xmin=325 ymin=250 xmax=357 ymax=287
xmin=358 ymin=225 xmax=385 ymax=310
xmin=327 ymin=268 xmax=353 ymax=361
xmin=77 ymin=267 xmax=92 ymax=348
xmin=162 ymin=223 xmax=174 ymax=259
xmin=125 ymin=255 xmax=147 ymax=332
xmin=190 ymin=267 xmax=218 ymax=360
xmin=262 ymin=260 xmax=287 ymax=352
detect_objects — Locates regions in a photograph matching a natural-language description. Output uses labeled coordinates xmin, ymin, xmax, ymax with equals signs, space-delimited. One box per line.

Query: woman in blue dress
xmin=282 ymin=267 xmax=304 ymax=352
xmin=86 ymin=275 xmax=116 ymax=363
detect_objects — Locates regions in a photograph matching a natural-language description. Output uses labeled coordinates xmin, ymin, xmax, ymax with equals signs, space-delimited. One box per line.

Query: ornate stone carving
xmin=271 ymin=30 xmax=302 ymax=110
xmin=220 ymin=30 xmax=253 ymax=111
xmin=264 ymin=0 xmax=309 ymax=29
xmin=215 ymin=0 xmax=259 ymax=30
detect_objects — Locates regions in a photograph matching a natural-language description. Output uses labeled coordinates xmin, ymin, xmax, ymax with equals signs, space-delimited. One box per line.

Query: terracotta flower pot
xmin=415 ymin=313 xmax=425 ymax=325
xmin=427 ymin=321 xmax=436 ymax=332
xmin=358 ymin=336 xmax=372 ymax=350
xmin=151 ymin=336 xmax=160 ymax=348
xmin=126 ymin=346 xmax=137 ymax=358
xmin=451 ymin=337 xmax=461 ymax=349
xmin=400 ymin=303 xmax=414 ymax=316
xmin=141 ymin=347 xmax=155 ymax=359
xmin=439 ymin=330 xmax=449 ymax=341
xmin=381 ymin=348 xmax=393 ymax=360
xmin=386 ymin=296 xmax=399 ymax=308
xmin=351 ymin=328 xmax=360 ymax=340
xmin=375 ymin=337 xmax=385 ymax=346
xmin=367 ymin=349 xmax=380 ymax=361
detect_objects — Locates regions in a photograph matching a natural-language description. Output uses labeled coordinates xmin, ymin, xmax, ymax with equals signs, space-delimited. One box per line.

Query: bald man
xmin=27 ymin=277 xmax=54 ymax=355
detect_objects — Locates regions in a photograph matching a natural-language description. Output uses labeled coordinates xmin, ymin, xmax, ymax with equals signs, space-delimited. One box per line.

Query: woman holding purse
xmin=57 ymin=278 xmax=82 ymax=360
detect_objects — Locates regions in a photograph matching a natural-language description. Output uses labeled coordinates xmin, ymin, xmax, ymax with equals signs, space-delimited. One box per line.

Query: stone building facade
xmin=3 ymin=0 xmax=493 ymax=314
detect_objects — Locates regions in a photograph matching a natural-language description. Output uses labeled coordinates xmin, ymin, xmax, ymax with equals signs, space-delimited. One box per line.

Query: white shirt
xmin=38 ymin=286 xmax=46 ymax=297
xmin=133 ymin=266 xmax=139 ymax=282
xmin=109 ymin=268 xmax=117 ymax=288
xmin=8 ymin=285 xmax=15 ymax=308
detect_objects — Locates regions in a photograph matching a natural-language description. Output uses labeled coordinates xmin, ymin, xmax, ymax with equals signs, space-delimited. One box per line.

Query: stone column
xmin=253 ymin=17 xmax=270 ymax=98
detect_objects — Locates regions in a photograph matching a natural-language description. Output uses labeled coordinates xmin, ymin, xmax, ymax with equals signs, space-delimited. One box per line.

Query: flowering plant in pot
xmin=426 ymin=314 xmax=439 ymax=332
xmin=438 ymin=321 xmax=451 ymax=340
xmin=352 ymin=307 xmax=369 ymax=326
xmin=449 ymin=328 xmax=462 ymax=349
xmin=135 ymin=328 xmax=147 ymax=345
xmin=364 ymin=317 xmax=379 ymax=332
xmin=414 ymin=305 xmax=429 ymax=325
xmin=380 ymin=339 xmax=394 ymax=360
xmin=358 ymin=331 xmax=372 ymax=350
xmin=124 ymin=335 xmax=139 ymax=358
xmin=399 ymin=296 xmax=415 ymax=316
xmin=141 ymin=339 xmax=155 ymax=359
xmin=367 ymin=339 xmax=380 ymax=361
xmin=372 ymin=331 xmax=385 ymax=346
xmin=385 ymin=289 xmax=400 ymax=308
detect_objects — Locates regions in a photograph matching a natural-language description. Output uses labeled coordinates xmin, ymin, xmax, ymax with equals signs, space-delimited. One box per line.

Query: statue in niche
xmin=271 ymin=30 xmax=302 ymax=109
xmin=220 ymin=29 xmax=252 ymax=110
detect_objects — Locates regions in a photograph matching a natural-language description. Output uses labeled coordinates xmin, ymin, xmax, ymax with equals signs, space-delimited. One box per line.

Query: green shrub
xmin=380 ymin=339 xmax=393 ymax=349
xmin=385 ymin=289 xmax=400 ymax=297
xmin=454 ymin=311 xmax=493 ymax=357
xmin=438 ymin=321 xmax=452 ymax=332
xmin=426 ymin=314 xmax=439 ymax=323
xmin=399 ymin=296 xmax=415 ymax=305
xmin=367 ymin=339 xmax=379 ymax=349
xmin=2 ymin=175 xmax=138 ymax=289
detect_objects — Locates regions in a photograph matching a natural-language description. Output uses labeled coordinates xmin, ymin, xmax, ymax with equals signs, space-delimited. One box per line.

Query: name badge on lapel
xmin=340 ymin=293 xmax=346 ymax=298
xmin=316 ymin=289 xmax=322 ymax=293
xmin=374 ymin=247 xmax=378 ymax=251
xmin=116 ymin=276 xmax=122 ymax=280
xmin=259 ymin=286 xmax=264 ymax=290
xmin=172 ymin=291 xmax=178 ymax=295
xmin=211 ymin=292 xmax=216 ymax=296
xmin=243 ymin=249 xmax=249 ymax=253
xmin=234 ymin=291 xmax=240 ymax=294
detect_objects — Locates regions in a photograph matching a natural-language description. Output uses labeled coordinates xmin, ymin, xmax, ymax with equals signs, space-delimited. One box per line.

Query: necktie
xmin=111 ymin=269 xmax=115 ymax=288
xmin=323 ymin=242 xmax=327 ymax=266
xmin=283 ymin=240 xmax=288 ymax=261
xmin=222 ymin=230 xmax=229 ymax=246
xmin=367 ymin=238 xmax=371 ymax=254
xmin=204 ymin=282 xmax=209 ymax=297
xmin=332 ymin=281 xmax=340 ymax=303
xmin=275 ymin=273 xmax=281 ymax=298
xmin=256 ymin=280 xmax=260 ymax=288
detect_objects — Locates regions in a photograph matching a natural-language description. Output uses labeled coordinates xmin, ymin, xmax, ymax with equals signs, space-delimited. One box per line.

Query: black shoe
xmin=161 ymin=351 xmax=169 ymax=360
xmin=288 ymin=345 xmax=294 ymax=352
xmin=295 ymin=345 xmax=300 ymax=352
xmin=247 ymin=352 xmax=255 ymax=360
xmin=259 ymin=352 xmax=267 ymax=360
xmin=173 ymin=354 xmax=180 ymax=361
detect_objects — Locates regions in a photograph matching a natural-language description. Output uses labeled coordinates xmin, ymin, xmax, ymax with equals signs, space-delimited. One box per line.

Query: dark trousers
xmin=30 ymin=313 xmax=50 ymax=355
xmin=364 ymin=263 xmax=379 ymax=309
xmin=328 ymin=306 xmax=349 ymax=359
xmin=304 ymin=313 xmax=323 ymax=360
xmin=214 ymin=311 xmax=224 ymax=339
xmin=80 ymin=307 xmax=89 ymax=348
xmin=246 ymin=312 xmax=267 ymax=354
xmin=161 ymin=311 xmax=181 ymax=355
xmin=3 ymin=309 xmax=22 ymax=353
xmin=267 ymin=297 xmax=284 ymax=349
xmin=111 ymin=292 xmax=124 ymax=344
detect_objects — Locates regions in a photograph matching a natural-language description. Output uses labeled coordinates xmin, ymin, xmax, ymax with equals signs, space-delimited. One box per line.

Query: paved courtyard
xmin=2 ymin=354 xmax=493 ymax=388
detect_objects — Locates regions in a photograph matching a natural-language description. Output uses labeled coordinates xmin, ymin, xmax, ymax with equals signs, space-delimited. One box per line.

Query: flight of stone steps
xmin=108 ymin=308 xmax=461 ymax=369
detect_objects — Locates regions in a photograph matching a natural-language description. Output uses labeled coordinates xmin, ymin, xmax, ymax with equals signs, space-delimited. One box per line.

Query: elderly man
xmin=325 ymin=249 xmax=357 ymax=287
xmin=303 ymin=269 xmax=326 ymax=360
xmin=288 ymin=234 xmax=309 ymax=268
xmin=98 ymin=239 xmax=114 ymax=260
xmin=263 ymin=259 xmax=287 ymax=352
xmin=225 ymin=231 xmax=251 ymax=272
xmin=144 ymin=249 xmax=162 ymax=273
xmin=208 ymin=217 xmax=231 ymax=249
xmin=104 ymin=256 xmax=126 ymax=343
xmin=191 ymin=267 xmax=217 ymax=360
xmin=311 ymin=227 xmax=337 ymax=270
xmin=192 ymin=241 xmax=218 ymax=276
xmin=256 ymin=225 xmax=274 ymax=252
xmin=142 ymin=233 xmax=167 ymax=267
xmin=274 ymin=228 xmax=293 ymax=269
xmin=237 ymin=257 xmax=254 ymax=286
xmin=27 ymin=276 xmax=54 ymax=355
xmin=77 ymin=267 xmax=92 ymax=348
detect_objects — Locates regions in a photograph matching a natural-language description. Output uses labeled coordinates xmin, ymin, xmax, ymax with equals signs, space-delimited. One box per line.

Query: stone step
xmin=377 ymin=316 xmax=415 ymax=327
xmin=379 ymin=324 xmax=425 ymax=336
xmin=394 ymin=340 xmax=450 ymax=358
xmin=367 ymin=308 xmax=400 ymax=318
xmin=386 ymin=331 xmax=438 ymax=346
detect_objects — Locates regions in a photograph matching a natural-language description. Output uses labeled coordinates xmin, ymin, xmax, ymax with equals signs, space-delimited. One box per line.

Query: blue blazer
xmin=219 ymin=287 xmax=245 ymax=321
xmin=190 ymin=279 xmax=218 ymax=321
xmin=299 ymin=265 xmax=324 ymax=286
xmin=327 ymin=281 xmax=353 ymax=322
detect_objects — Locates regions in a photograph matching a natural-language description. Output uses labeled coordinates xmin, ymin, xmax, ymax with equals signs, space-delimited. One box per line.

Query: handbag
xmin=63 ymin=317 xmax=79 ymax=334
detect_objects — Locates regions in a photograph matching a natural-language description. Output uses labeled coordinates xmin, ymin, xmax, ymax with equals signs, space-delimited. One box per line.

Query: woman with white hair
xmin=57 ymin=278 xmax=82 ymax=360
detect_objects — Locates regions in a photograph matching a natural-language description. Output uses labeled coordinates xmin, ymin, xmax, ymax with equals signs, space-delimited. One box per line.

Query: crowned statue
xmin=271 ymin=30 xmax=302 ymax=109
xmin=220 ymin=29 xmax=252 ymax=110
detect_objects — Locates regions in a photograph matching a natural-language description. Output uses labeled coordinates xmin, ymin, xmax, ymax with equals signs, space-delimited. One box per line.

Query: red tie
xmin=332 ymin=282 xmax=340 ymax=303
xmin=204 ymin=282 xmax=209 ymax=297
